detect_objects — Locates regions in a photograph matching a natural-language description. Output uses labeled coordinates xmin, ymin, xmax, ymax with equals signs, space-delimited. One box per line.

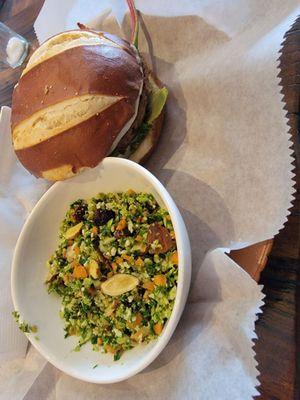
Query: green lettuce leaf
xmin=148 ymin=87 xmax=168 ymax=124
xmin=111 ymin=85 xmax=168 ymax=158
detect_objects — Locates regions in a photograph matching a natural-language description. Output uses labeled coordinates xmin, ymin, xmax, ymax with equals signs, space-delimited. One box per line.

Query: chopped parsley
xmin=12 ymin=311 xmax=38 ymax=334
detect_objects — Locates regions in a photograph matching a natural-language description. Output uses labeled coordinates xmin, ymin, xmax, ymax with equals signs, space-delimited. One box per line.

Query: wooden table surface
xmin=0 ymin=1 xmax=299 ymax=399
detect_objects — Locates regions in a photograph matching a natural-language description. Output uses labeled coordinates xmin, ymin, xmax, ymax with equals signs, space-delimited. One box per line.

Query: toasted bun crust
xmin=11 ymin=30 xmax=143 ymax=180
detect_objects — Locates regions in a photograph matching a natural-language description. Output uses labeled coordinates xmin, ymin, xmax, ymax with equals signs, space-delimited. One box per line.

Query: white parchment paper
xmin=0 ymin=0 xmax=298 ymax=399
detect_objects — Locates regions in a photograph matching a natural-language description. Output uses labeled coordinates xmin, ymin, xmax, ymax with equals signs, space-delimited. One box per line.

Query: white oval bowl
xmin=11 ymin=158 xmax=191 ymax=383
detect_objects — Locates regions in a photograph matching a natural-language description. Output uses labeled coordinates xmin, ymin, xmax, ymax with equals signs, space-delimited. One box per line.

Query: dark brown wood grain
xmin=254 ymin=16 xmax=300 ymax=400
xmin=255 ymin=256 xmax=298 ymax=400
xmin=0 ymin=2 xmax=298 ymax=399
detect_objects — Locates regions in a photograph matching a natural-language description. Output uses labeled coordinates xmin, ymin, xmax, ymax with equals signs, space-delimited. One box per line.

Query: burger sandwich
xmin=11 ymin=1 xmax=167 ymax=181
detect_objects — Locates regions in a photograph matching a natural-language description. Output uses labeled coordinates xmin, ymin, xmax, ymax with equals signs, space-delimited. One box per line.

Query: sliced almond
xmin=131 ymin=326 xmax=150 ymax=342
xmin=66 ymin=245 xmax=76 ymax=262
xmin=88 ymin=259 xmax=99 ymax=279
xmin=101 ymin=274 xmax=139 ymax=297
xmin=64 ymin=222 xmax=83 ymax=240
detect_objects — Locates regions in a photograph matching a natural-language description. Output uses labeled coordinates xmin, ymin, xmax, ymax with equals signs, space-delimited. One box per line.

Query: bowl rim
xmin=11 ymin=157 xmax=191 ymax=383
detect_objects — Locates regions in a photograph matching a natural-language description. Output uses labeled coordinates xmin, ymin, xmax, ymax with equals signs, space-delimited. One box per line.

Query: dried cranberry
xmin=114 ymin=230 xmax=124 ymax=239
xmin=92 ymin=235 xmax=100 ymax=249
xmin=145 ymin=202 xmax=155 ymax=213
xmin=87 ymin=286 xmax=96 ymax=296
xmin=114 ymin=228 xmax=130 ymax=239
xmin=72 ymin=204 xmax=87 ymax=222
xmin=93 ymin=209 xmax=115 ymax=225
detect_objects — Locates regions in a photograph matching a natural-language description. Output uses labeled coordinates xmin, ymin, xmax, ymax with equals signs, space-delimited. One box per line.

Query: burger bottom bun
xmin=128 ymin=69 xmax=166 ymax=164
xmin=42 ymin=164 xmax=91 ymax=180
xmin=129 ymin=106 xmax=165 ymax=164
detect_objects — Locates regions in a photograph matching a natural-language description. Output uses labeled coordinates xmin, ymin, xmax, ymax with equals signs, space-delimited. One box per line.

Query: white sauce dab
xmin=6 ymin=37 xmax=26 ymax=67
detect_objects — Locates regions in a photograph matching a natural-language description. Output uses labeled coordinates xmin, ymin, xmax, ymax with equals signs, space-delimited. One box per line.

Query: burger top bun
xmin=11 ymin=30 xmax=144 ymax=181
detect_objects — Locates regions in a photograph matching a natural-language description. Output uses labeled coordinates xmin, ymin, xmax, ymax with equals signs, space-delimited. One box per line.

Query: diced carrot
xmin=116 ymin=257 xmax=123 ymax=265
xmin=153 ymin=275 xmax=167 ymax=286
xmin=116 ymin=218 xmax=126 ymax=231
xmin=74 ymin=246 xmax=80 ymax=255
xmin=140 ymin=244 xmax=147 ymax=254
xmin=123 ymin=254 xmax=133 ymax=262
xmin=153 ymin=323 xmax=163 ymax=335
xmin=171 ymin=251 xmax=178 ymax=265
xmin=131 ymin=330 xmax=143 ymax=342
xmin=143 ymin=281 xmax=155 ymax=292
xmin=135 ymin=257 xmax=144 ymax=267
xmin=127 ymin=313 xmax=142 ymax=329
xmin=73 ymin=264 xmax=87 ymax=279
xmin=135 ymin=235 xmax=143 ymax=242
xmin=111 ymin=262 xmax=118 ymax=272
xmin=63 ymin=274 xmax=71 ymax=284
xmin=135 ymin=313 xmax=142 ymax=326
xmin=104 ymin=344 xmax=116 ymax=354
xmin=97 ymin=338 xmax=103 ymax=346
xmin=91 ymin=226 xmax=98 ymax=235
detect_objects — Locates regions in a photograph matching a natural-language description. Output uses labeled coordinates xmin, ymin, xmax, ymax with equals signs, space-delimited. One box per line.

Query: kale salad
xmin=46 ymin=191 xmax=178 ymax=361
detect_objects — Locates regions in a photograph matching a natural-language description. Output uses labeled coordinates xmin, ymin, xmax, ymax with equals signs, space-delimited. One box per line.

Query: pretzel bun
xmin=11 ymin=29 xmax=164 ymax=181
